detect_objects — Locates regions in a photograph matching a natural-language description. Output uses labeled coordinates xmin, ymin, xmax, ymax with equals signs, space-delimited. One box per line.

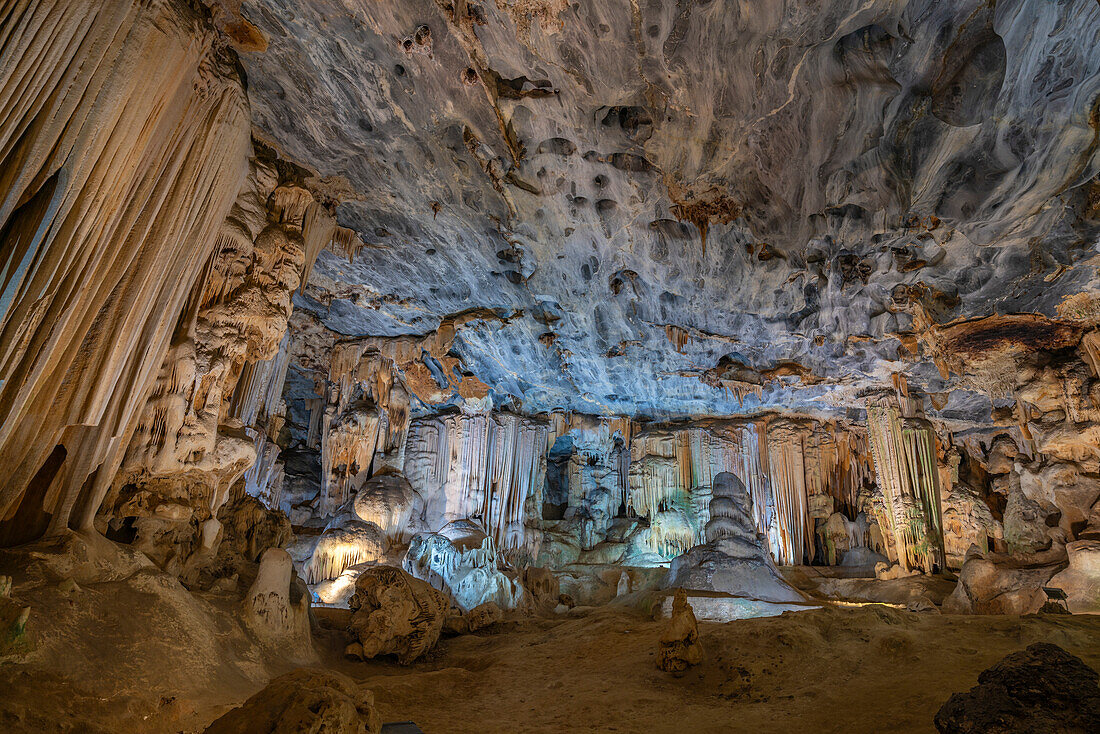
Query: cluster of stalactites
xmin=0 ymin=0 xmax=257 ymax=541
xmin=627 ymin=422 xmax=769 ymax=558
xmin=329 ymin=226 xmax=366 ymax=262
xmin=318 ymin=342 xmax=414 ymax=515
xmin=625 ymin=418 xmax=873 ymax=564
xmin=117 ymin=174 xmax=330 ymax=497
xmin=866 ymin=401 xmax=946 ymax=572
xmin=403 ymin=412 xmax=549 ymax=551
xmin=548 ymin=413 xmax=634 ymax=517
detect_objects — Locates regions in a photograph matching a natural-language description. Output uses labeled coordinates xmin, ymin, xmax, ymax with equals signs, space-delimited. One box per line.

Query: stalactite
xmin=664 ymin=325 xmax=692 ymax=353
xmin=0 ymin=0 xmax=253 ymax=538
xmin=329 ymin=226 xmax=366 ymax=262
xmin=230 ymin=330 xmax=293 ymax=430
xmin=866 ymin=401 xmax=946 ymax=573
xmin=299 ymin=202 xmax=336 ymax=292
xmin=626 ymin=418 xmax=874 ymax=564
xmin=403 ymin=412 xmax=549 ymax=550
xmin=319 ymin=340 xmax=414 ymax=515
xmin=765 ymin=421 xmax=812 ymax=566
xmin=242 ymin=429 xmax=284 ymax=509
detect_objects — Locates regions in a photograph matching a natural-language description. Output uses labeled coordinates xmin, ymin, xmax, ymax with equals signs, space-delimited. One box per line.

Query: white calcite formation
xmin=320 ymin=341 xmax=412 ymax=516
xmin=867 ymin=400 xmax=947 ymax=573
xmin=403 ymin=411 xmax=548 ymax=554
xmin=404 ymin=519 xmax=523 ymax=612
xmin=665 ymin=472 xmax=806 ymax=604
xmin=625 ymin=417 xmax=875 ymax=565
xmin=352 ymin=471 xmax=425 ymax=545
xmin=303 ymin=512 xmax=387 ymax=585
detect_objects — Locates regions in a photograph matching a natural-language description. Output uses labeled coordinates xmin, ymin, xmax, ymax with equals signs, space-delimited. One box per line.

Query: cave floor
xmin=3 ymin=552 xmax=1099 ymax=734
xmin=324 ymin=604 xmax=1100 ymax=734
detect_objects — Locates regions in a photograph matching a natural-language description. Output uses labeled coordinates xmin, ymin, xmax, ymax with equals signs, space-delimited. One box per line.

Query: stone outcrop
xmin=934 ymin=643 xmax=1100 ymax=734
xmin=657 ymin=589 xmax=703 ymax=674
xmin=243 ymin=549 xmax=314 ymax=662
xmin=943 ymin=547 xmax=1066 ymax=615
xmin=203 ymin=668 xmax=381 ymax=734
xmin=1048 ymin=540 xmax=1100 ymax=614
xmin=345 ymin=565 xmax=450 ymax=664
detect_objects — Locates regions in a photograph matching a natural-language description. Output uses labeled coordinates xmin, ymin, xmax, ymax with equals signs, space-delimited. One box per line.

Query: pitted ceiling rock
xmin=239 ymin=0 xmax=1100 ymax=422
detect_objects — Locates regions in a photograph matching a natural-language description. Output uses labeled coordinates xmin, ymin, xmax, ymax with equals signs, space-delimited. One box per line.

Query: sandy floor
xmin=324 ymin=604 xmax=1100 ymax=734
xmin=3 ymin=537 xmax=1098 ymax=734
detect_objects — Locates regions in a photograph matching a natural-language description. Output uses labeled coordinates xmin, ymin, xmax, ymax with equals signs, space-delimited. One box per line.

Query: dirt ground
xmin=3 ymin=536 xmax=1098 ymax=733
xmin=328 ymin=604 xmax=1100 ymax=734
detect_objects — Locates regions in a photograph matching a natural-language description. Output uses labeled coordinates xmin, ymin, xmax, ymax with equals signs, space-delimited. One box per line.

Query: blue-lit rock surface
xmin=239 ymin=0 xmax=1100 ymax=422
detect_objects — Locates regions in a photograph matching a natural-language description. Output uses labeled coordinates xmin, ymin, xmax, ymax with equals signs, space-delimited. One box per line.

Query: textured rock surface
xmin=934 ymin=643 xmax=1100 ymax=734
xmin=203 ymin=668 xmax=381 ymax=734
xmin=942 ymin=548 xmax=1065 ymax=615
xmin=0 ymin=0 xmax=251 ymax=545
xmin=238 ymin=0 xmax=1100 ymax=423
xmin=404 ymin=519 xmax=524 ymax=611
xmin=346 ymin=565 xmax=450 ymax=664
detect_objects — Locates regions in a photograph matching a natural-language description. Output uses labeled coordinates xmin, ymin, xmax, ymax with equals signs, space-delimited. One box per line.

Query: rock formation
xmin=345 ymin=565 xmax=450 ymax=664
xmin=0 ymin=0 xmax=251 ymax=547
xmin=1047 ymin=540 xmax=1100 ymax=614
xmin=942 ymin=546 xmax=1067 ymax=616
xmin=657 ymin=589 xmax=703 ymax=674
xmin=934 ymin=643 xmax=1100 ymax=734
xmin=303 ymin=514 xmax=387 ymax=585
xmin=203 ymin=668 xmax=381 ymax=734
xmin=4 ymin=0 xmax=1100 ymax=730
xmin=666 ymin=472 xmax=806 ymax=604
xmin=243 ymin=549 xmax=314 ymax=662
xmin=404 ymin=519 xmax=523 ymax=611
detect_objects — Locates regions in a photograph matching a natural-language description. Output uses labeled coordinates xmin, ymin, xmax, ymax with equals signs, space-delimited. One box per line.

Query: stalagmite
xmin=657 ymin=589 xmax=703 ymax=673
xmin=404 ymin=519 xmax=523 ymax=611
xmin=303 ymin=515 xmax=387 ymax=584
xmin=626 ymin=418 xmax=873 ymax=564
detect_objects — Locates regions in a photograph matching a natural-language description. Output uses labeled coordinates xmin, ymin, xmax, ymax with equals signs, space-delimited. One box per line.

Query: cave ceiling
xmin=237 ymin=0 xmax=1100 ymax=423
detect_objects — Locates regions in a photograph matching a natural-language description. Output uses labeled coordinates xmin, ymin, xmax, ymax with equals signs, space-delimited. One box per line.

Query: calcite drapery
xmin=627 ymin=418 xmax=874 ymax=564
xmin=866 ymin=401 xmax=947 ymax=573
xmin=319 ymin=341 xmax=412 ymax=516
xmin=404 ymin=411 xmax=549 ymax=551
xmin=98 ymin=173 xmax=332 ymax=575
xmin=0 ymin=0 xmax=250 ymax=545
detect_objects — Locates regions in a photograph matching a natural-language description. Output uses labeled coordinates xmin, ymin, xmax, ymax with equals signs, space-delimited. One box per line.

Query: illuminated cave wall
xmin=0 ymin=0 xmax=251 ymax=546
